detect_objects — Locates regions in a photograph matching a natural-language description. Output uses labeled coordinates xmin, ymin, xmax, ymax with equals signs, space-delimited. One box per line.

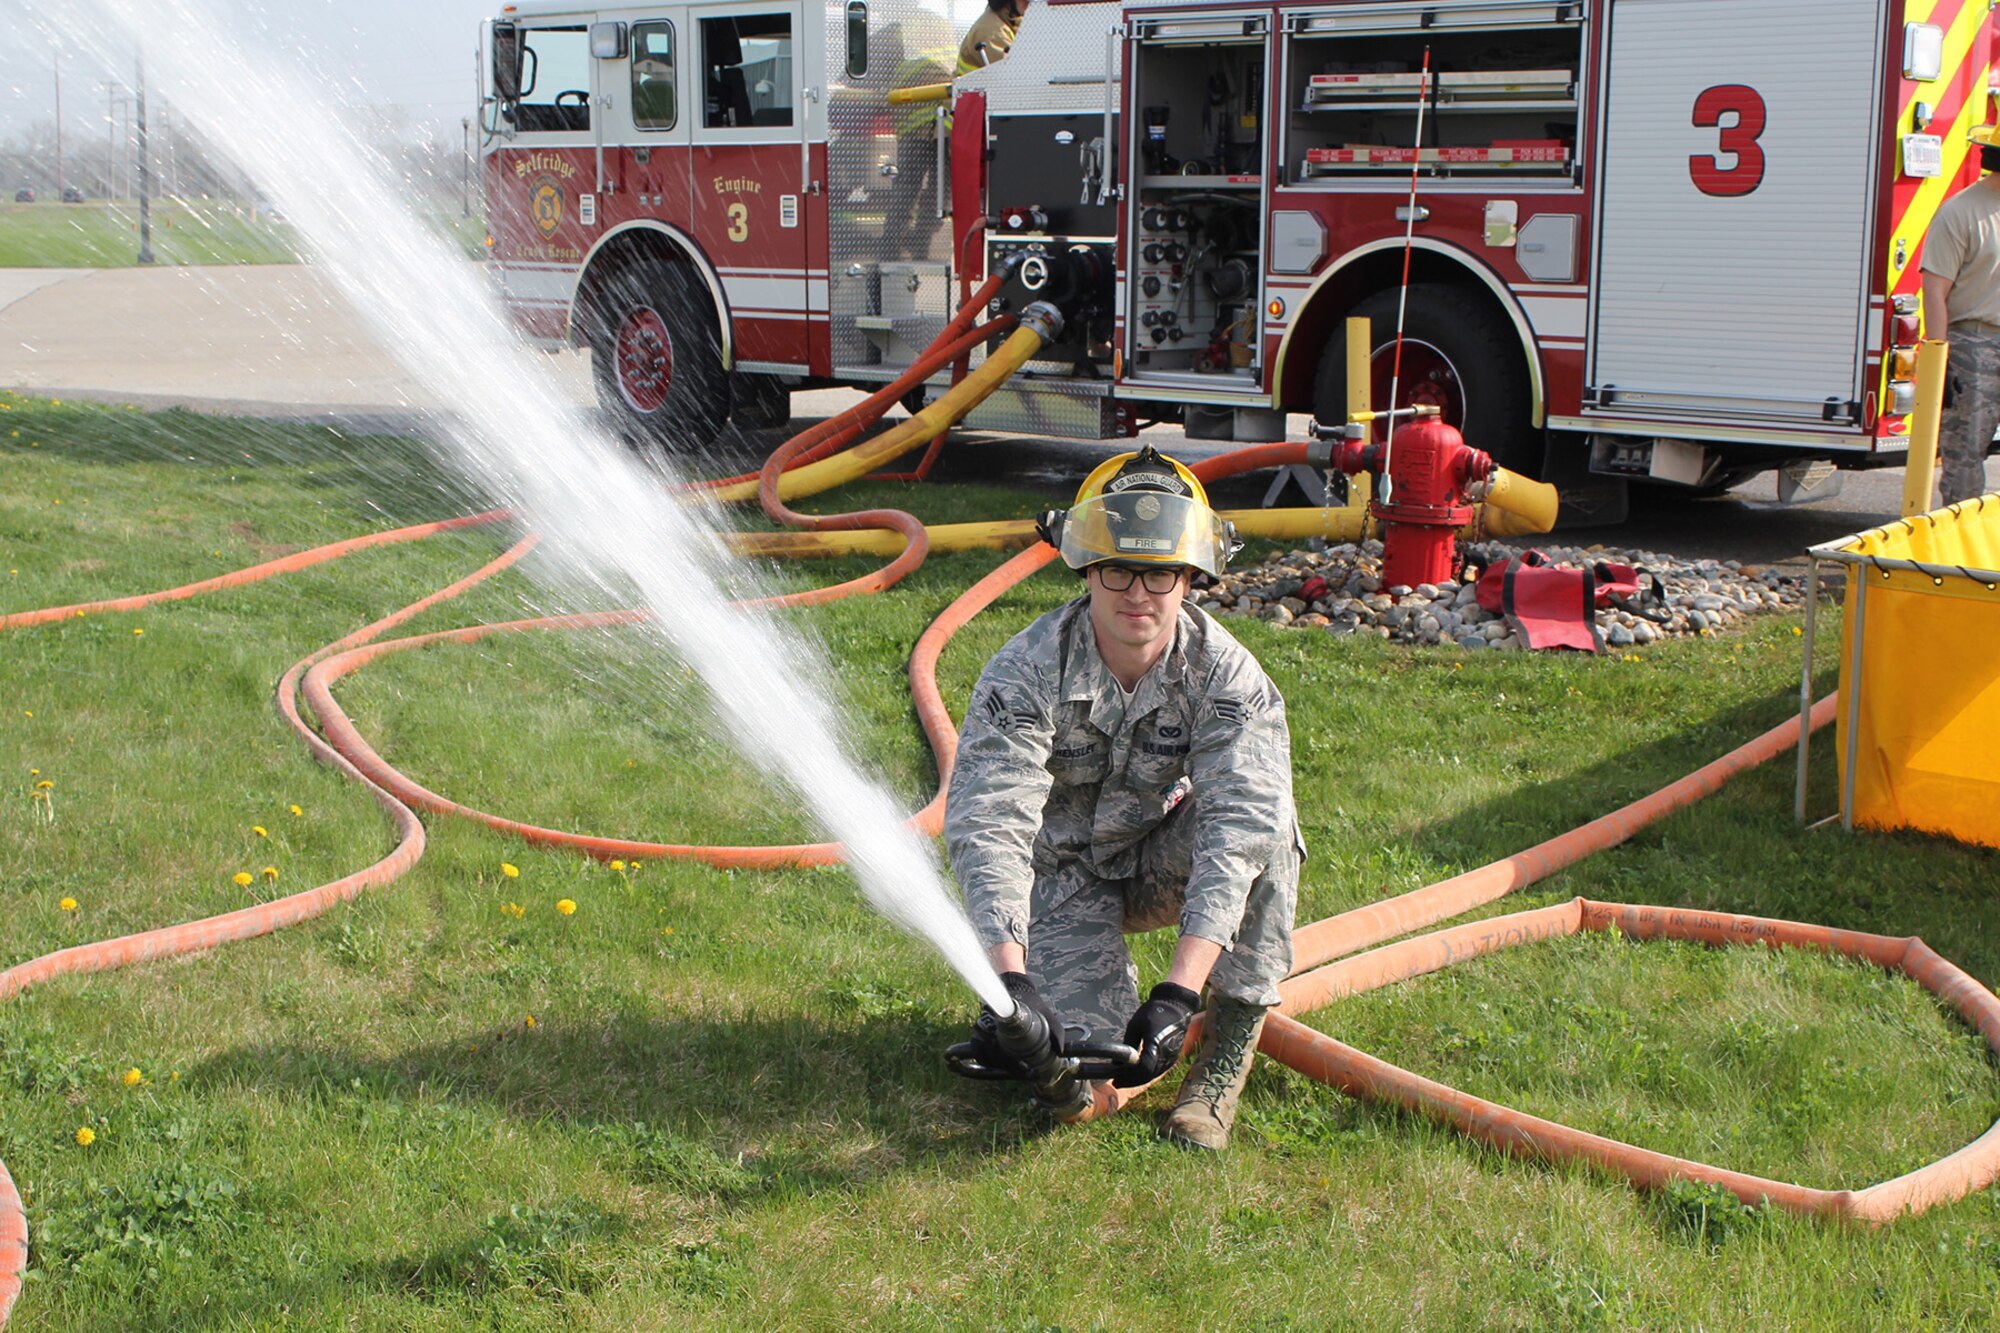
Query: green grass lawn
xmin=3 ymin=392 xmax=1998 ymax=1330
xmin=0 ymin=200 xmax=487 ymax=268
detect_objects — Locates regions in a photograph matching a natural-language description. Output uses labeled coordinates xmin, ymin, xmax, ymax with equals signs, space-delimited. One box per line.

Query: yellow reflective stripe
xmin=1891 ymin=1 xmax=1990 ymax=322
xmin=1899 ymin=0 xmax=1986 ymax=125
xmin=1893 ymin=73 xmax=1989 ymax=295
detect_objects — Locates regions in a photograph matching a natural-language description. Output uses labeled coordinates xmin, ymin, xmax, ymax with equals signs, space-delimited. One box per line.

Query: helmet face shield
xmin=1057 ymin=492 xmax=1234 ymax=580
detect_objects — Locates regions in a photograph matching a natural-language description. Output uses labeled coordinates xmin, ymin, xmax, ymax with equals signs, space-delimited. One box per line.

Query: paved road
xmin=4 ymin=264 xmax=1991 ymax=566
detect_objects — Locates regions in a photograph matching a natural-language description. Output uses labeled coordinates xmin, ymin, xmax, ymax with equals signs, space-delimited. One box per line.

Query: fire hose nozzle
xmin=992 ymin=1005 xmax=1087 ymax=1116
xmin=946 ymin=1007 xmax=1141 ymax=1118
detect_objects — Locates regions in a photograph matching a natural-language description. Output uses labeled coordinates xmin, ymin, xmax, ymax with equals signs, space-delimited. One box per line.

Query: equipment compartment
xmin=1282 ymin=18 xmax=1583 ymax=186
xmin=1124 ymin=26 xmax=1270 ymax=384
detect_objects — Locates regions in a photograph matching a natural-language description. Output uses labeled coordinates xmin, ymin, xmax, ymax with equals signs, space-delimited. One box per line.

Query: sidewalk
xmin=0 ymin=263 xmax=595 ymax=420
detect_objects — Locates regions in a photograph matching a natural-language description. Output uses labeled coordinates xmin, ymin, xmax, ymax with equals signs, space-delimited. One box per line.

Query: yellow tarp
xmin=1835 ymin=496 xmax=2000 ymax=850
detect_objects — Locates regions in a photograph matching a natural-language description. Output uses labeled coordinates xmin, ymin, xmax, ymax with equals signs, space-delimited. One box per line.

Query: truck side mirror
xmin=493 ymin=23 xmax=523 ymax=100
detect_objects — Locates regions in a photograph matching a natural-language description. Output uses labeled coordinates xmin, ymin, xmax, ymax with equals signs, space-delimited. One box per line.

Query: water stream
xmin=71 ymin=0 xmax=1010 ymax=1014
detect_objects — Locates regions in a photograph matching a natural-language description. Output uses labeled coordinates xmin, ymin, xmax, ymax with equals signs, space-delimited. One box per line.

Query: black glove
xmin=968 ymin=971 xmax=1064 ymax=1075
xmin=1113 ymin=981 xmax=1201 ymax=1087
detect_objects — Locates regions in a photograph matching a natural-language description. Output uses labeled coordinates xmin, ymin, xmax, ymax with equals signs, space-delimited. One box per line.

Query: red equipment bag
xmin=1473 ymin=550 xmax=1604 ymax=652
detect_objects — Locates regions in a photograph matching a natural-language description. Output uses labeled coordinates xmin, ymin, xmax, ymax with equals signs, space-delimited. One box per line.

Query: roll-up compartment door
xmin=1587 ymin=0 xmax=1886 ymax=425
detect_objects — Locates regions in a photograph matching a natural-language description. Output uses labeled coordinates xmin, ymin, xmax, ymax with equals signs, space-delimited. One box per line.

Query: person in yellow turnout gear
xmin=958 ymin=0 xmax=1027 ymax=76
xmin=883 ymin=14 xmax=957 ymax=259
xmin=945 ymin=448 xmax=1304 ymax=1151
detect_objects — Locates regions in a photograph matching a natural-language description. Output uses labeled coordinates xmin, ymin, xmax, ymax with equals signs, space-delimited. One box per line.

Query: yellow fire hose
xmin=721 ymin=466 xmax=1555 ymax=560
xmin=708 ymin=310 xmax=1060 ymax=505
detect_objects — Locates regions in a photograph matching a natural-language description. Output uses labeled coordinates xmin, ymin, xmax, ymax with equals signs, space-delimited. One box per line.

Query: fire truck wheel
xmin=1316 ymin=284 xmax=1540 ymax=478
xmin=587 ymin=259 xmax=728 ymax=450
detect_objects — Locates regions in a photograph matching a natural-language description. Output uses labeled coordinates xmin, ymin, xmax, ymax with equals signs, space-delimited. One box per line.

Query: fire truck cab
xmin=479 ymin=0 xmax=1992 ymax=499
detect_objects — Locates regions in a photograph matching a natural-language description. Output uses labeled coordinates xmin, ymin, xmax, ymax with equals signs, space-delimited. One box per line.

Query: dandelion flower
xmin=132 ymin=628 xmax=143 ymax=637
xmin=501 ymin=863 xmax=520 ymax=879
xmin=1792 ymin=626 xmax=1804 ymax=636
xmin=500 ymin=901 xmax=524 ymax=919
xmin=610 ymin=860 xmax=626 ymax=872
xmin=556 ymin=898 xmax=577 ymax=916
xmin=233 ymin=872 xmax=254 ymax=887
xmin=661 ymin=926 xmax=675 ymax=936
xmin=261 ymin=866 xmax=278 ymax=882
xmin=122 ymin=1067 xmax=142 ymax=1087
xmin=169 ymin=1071 xmax=179 ymax=1083
xmin=59 ymin=897 xmax=77 ymax=912
xmin=74 ymin=1127 xmax=94 ymax=1147
xmin=289 ymin=804 xmax=303 ymax=817
xmin=253 ymin=825 xmax=267 ymax=838
xmin=524 ymin=1015 xmax=538 ymax=1029
xmin=28 ymin=769 xmax=37 ymax=776
xmin=36 ymin=780 xmax=52 ymax=790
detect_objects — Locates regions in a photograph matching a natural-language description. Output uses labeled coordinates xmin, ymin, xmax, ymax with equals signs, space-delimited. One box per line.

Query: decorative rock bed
xmin=1194 ymin=540 xmax=1814 ymax=650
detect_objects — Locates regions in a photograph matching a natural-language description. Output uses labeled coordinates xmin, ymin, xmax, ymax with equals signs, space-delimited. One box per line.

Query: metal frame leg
xmin=1795 ymin=555 xmax=1820 ymax=827
xmin=1840 ymin=570 xmax=1870 ymax=832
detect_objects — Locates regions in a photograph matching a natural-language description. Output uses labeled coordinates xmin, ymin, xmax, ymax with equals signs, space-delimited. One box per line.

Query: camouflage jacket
xmin=945 ymin=596 xmax=1296 ymax=952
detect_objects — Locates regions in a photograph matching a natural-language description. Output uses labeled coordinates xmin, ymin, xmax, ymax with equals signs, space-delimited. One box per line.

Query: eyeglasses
xmin=1093 ymin=564 xmax=1185 ymax=594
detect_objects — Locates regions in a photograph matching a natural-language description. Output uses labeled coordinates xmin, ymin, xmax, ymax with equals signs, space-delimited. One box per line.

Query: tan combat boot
xmin=1159 ymin=997 xmax=1268 ymax=1151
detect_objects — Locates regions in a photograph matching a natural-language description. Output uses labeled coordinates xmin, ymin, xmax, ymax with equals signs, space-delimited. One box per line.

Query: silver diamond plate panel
xmin=826 ymin=0 xmax=983 ymax=372
xmin=957 ymin=1 xmax=1124 ymax=117
xmin=958 ymin=379 xmax=1119 ymax=438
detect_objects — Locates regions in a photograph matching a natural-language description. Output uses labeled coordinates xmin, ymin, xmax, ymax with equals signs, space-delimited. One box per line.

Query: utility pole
xmin=54 ymin=53 xmax=65 ymax=199
xmin=103 ymin=82 xmax=117 ymax=199
xmin=135 ymin=55 xmax=154 ymax=264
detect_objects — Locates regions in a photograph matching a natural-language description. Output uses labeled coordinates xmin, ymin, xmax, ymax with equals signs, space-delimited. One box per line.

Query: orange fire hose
xmin=1284 ymin=693 xmax=1845 ymax=994
xmin=0 ymin=509 xmax=512 ymax=631
xmin=688 ymin=272 xmax=1009 ymax=494
xmin=1262 ymin=898 xmax=2000 ymax=1223
xmin=0 ymin=289 xmax=1972 ymax=1322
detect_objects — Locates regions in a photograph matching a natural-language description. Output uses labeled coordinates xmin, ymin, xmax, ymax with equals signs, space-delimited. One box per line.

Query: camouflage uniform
xmin=1922 ymin=179 xmax=2000 ymax=504
xmin=945 ymin=596 xmax=1300 ymax=1045
xmin=1938 ymin=325 xmax=2000 ymax=504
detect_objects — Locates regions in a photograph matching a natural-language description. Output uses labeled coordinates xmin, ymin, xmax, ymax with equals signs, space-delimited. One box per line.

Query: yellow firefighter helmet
xmin=1037 ymin=446 xmax=1241 ymax=581
xmin=1972 ymin=123 xmax=2000 ymax=170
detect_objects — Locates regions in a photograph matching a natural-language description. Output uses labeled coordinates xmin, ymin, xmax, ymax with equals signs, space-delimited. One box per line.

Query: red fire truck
xmin=479 ymin=0 xmax=1993 ymax=504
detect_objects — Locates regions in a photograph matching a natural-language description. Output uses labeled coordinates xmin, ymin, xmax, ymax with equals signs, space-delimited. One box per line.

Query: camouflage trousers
xmin=1025 ymin=797 xmax=1299 ymax=1047
xmin=1939 ymin=326 xmax=2000 ymax=506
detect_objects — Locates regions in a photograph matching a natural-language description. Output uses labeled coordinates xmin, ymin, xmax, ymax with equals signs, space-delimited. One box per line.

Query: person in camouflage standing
xmin=1921 ymin=124 xmax=2000 ymax=505
xmin=945 ymin=447 xmax=1302 ymax=1151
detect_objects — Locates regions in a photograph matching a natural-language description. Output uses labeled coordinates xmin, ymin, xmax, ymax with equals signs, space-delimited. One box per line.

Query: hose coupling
xmin=1015 ymin=300 xmax=1066 ymax=346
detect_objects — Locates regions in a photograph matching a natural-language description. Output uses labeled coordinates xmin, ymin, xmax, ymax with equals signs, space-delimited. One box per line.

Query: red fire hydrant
xmin=1326 ymin=417 xmax=1496 ymax=593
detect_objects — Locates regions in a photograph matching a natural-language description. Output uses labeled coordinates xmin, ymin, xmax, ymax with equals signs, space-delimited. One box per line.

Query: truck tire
xmin=587 ymin=258 xmax=729 ymax=451
xmin=1314 ymin=283 xmax=1541 ymax=478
